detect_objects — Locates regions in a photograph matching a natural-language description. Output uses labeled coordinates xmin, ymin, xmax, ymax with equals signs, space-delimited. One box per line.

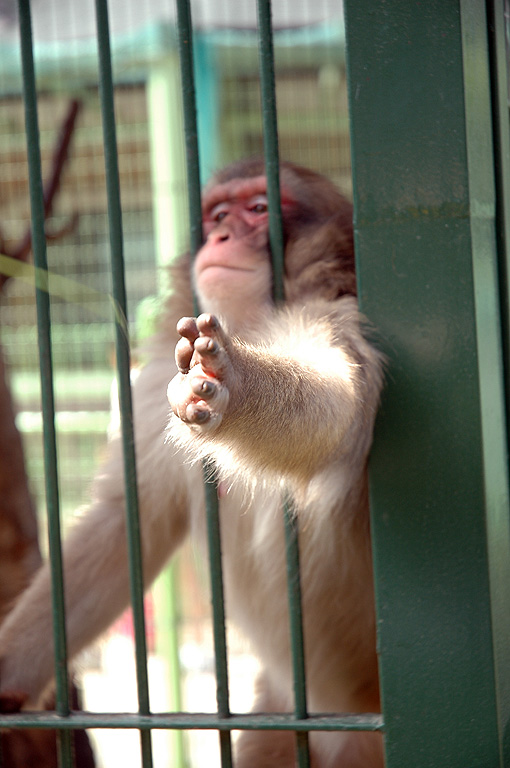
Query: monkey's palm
xmin=168 ymin=314 xmax=232 ymax=431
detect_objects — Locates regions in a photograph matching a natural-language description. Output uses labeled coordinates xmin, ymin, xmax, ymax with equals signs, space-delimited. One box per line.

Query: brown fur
xmin=0 ymin=160 xmax=384 ymax=767
xmin=209 ymin=157 xmax=356 ymax=302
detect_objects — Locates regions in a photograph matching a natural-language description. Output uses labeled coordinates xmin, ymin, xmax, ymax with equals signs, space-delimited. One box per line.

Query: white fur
xmin=0 ymin=294 xmax=384 ymax=767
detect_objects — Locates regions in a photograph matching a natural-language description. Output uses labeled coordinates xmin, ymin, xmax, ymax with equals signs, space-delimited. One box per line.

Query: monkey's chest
xmin=215 ymin=492 xmax=359 ymax=667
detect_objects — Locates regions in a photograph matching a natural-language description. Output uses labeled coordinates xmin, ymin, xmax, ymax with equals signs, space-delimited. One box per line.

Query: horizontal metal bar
xmin=0 ymin=712 xmax=384 ymax=733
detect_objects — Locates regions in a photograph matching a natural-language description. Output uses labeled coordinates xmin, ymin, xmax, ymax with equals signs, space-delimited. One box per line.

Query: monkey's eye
xmin=209 ymin=203 xmax=230 ymax=223
xmin=247 ymin=195 xmax=268 ymax=215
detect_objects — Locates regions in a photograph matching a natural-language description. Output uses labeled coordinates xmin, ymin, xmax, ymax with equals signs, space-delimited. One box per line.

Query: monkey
xmin=0 ymin=157 xmax=385 ymax=768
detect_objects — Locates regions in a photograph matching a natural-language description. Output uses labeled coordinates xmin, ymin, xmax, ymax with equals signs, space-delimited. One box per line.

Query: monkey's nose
xmin=209 ymin=231 xmax=230 ymax=244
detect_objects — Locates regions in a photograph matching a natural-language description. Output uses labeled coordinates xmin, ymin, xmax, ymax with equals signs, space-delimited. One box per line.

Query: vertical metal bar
xmin=16 ymin=1 xmax=73 ymax=765
xmin=202 ymin=480 xmax=229 ymax=720
xmin=344 ymin=0 xmax=510 ymax=764
xmin=175 ymin=2 xmax=233 ymax=765
xmin=94 ymin=1 xmax=153 ymax=765
xmin=203 ymin=467 xmax=233 ymax=768
xmin=488 ymin=0 xmax=510 ymax=435
xmin=257 ymin=0 xmax=285 ymax=301
xmin=283 ymin=509 xmax=311 ymax=765
xmin=483 ymin=2 xmax=510 ymax=761
xmin=175 ymin=0 xmax=202 ymax=256
xmin=257 ymin=2 xmax=310 ymax=766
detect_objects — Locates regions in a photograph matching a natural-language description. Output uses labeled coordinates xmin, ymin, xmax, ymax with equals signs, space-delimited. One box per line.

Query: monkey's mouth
xmin=201 ymin=264 xmax=253 ymax=272
xmin=196 ymin=258 xmax=255 ymax=275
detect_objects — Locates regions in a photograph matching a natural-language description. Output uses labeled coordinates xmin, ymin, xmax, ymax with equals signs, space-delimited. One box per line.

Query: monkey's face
xmin=194 ymin=175 xmax=276 ymax=329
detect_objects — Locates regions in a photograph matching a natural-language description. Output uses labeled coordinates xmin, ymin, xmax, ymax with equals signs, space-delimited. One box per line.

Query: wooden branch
xmin=0 ymin=98 xmax=82 ymax=287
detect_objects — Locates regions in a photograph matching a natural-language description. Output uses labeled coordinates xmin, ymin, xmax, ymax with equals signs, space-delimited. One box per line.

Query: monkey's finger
xmin=176 ymin=316 xmax=199 ymax=343
xmin=184 ymin=401 xmax=224 ymax=431
xmin=167 ymin=374 xmax=194 ymax=420
xmin=196 ymin=314 xmax=230 ymax=349
xmin=191 ymin=376 xmax=217 ymax=400
xmin=175 ymin=337 xmax=194 ymax=373
xmin=194 ymin=336 xmax=219 ymax=357
xmin=194 ymin=336 xmax=229 ymax=378
xmin=196 ymin=313 xmax=220 ymax=335
xmin=185 ymin=402 xmax=211 ymax=424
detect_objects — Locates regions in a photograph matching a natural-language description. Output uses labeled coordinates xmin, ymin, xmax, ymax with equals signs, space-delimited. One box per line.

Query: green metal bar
xmin=17 ymin=1 xmax=73 ymax=764
xmin=203 ymin=466 xmax=233 ymax=767
xmin=344 ymin=0 xmax=510 ymax=764
xmin=0 ymin=711 xmax=383 ymax=732
xmin=257 ymin=3 xmax=311 ymax=766
xmin=488 ymin=0 xmax=510 ymax=434
xmin=283 ymin=511 xmax=311 ymax=765
xmin=282 ymin=508 xmax=308 ymax=720
xmin=94 ymin=2 xmax=153 ymax=765
xmin=175 ymin=0 xmax=202 ymax=256
xmin=175 ymin=3 xmax=233 ymax=765
xmin=257 ymin=0 xmax=285 ymax=301
xmin=482 ymin=0 xmax=510 ymax=754
xmin=202 ymin=471 xmax=231 ymax=715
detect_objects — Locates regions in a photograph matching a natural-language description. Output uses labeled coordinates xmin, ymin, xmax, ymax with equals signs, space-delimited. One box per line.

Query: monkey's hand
xmin=167 ymin=314 xmax=232 ymax=432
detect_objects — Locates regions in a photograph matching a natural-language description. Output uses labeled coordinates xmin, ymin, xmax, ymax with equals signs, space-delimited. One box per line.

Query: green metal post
xmin=94 ymin=1 xmax=153 ymax=765
xmin=487 ymin=0 xmax=510 ymax=428
xmin=17 ymin=0 xmax=73 ymax=764
xmin=202 ymin=466 xmax=233 ymax=768
xmin=257 ymin=0 xmax=285 ymax=299
xmin=256 ymin=3 xmax=311 ymax=764
xmin=344 ymin=1 xmax=510 ymax=765
xmin=175 ymin=0 xmax=203 ymax=256
xmin=175 ymin=3 xmax=233 ymax=766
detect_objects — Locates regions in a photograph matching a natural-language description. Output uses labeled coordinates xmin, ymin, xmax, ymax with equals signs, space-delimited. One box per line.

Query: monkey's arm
xmin=168 ymin=297 xmax=384 ymax=488
xmin=0 ymin=357 xmax=189 ymax=707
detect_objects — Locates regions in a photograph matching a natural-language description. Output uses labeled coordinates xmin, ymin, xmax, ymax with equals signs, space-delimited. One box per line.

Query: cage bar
xmin=0 ymin=710 xmax=384 ymax=732
xmin=487 ymin=0 xmax=510 ymax=422
xmin=344 ymin=0 xmax=510 ymax=764
xmin=175 ymin=0 xmax=203 ymax=256
xmin=282 ymin=511 xmax=311 ymax=766
xmin=202 ymin=472 xmax=233 ymax=767
xmin=257 ymin=2 xmax=311 ymax=765
xmin=94 ymin=0 xmax=153 ymax=765
xmin=257 ymin=0 xmax=285 ymax=300
xmin=175 ymin=2 xmax=233 ymax=766
xmin=17 ymin=0 xmax=73 ymax=764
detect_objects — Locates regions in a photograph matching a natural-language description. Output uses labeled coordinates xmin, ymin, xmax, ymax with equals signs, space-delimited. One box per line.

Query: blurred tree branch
xmin=0 ymin=98 xmax=81 ymax=285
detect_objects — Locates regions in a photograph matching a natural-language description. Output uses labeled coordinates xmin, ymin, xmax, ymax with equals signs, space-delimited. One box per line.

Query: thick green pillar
xmin=344 ymin=1 xmax=510 ymax=765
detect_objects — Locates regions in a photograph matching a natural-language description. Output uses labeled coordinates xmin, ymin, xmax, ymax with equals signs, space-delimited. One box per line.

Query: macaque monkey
xmin=0 ymin=158 xmax=385 ymax=767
